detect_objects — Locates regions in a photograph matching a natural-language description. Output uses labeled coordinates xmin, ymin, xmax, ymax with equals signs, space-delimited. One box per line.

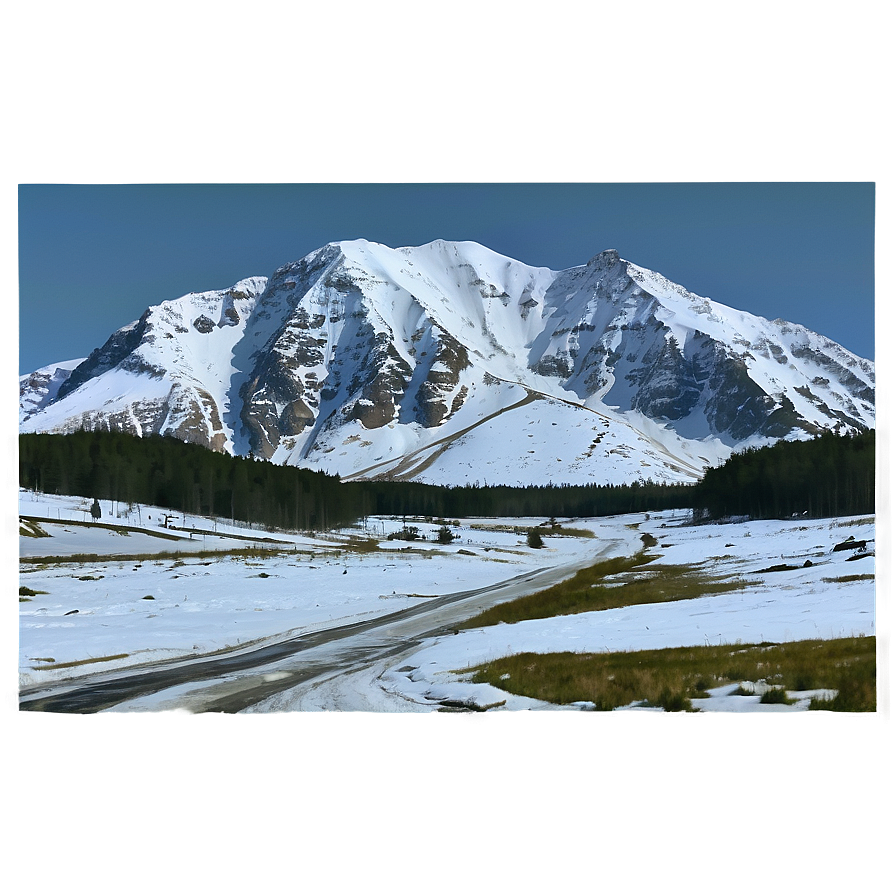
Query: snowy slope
xmin=23 ymin=278 xmax=267 ymax=452
xmin=20 ymin=240 xmax=874 ymax=486
xmin=19 ymin=358 xmax=86 ymax=424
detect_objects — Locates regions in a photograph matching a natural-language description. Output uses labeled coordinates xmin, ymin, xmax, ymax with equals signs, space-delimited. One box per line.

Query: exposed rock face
xmin=237 ymin=251 xmax=341 ymax=457
xmin=161 ymin=385 xmax=229 ymax=452
xmin=58 ymin=398 xmax=168 ymax=439
xmin=56 ymin=311 xmax=160 ymax=402
xmin=534 ymin=353 xmax=574 ymax=379
xmin=348 ymin=333 xmax=413 ymax=429
xmin=413 ymin=332 xmax=471 ymax=427
xmin=219 ymin=289 xmax=243 ymax=327
xmin=35 ymin=382 xmax=229 ymax=452
xmin=240 ymin=352 xmax=317 ymax=458
xmin=19 ymin=359 xmax=85 ymax=424
xmin=790 ymin=342 xmax=875 ymax=404
xmin=526 ymin=248 xmax=873 ymax=445
xmin=703 ymin=354 xmax=788 ymax=440
xmin=193 ymin=315 xmax=215 ymax=334
xmin=629 ymin=336 xmax=703 ymax=421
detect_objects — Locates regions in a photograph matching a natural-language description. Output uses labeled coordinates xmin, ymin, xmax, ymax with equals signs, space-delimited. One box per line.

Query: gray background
xmin=0 ymin=0 xmax=896 ymax=894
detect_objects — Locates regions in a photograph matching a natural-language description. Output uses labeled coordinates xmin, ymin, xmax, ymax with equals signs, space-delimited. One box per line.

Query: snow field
xmin=19 ymin=489 xmax=875 ymax=712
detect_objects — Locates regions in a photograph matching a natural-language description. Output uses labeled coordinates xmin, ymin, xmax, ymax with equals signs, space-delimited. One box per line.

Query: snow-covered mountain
xmin=20 ymin=240 xmax=875 ymax=486
xmin=19 ymin=358 xmax=86 ymax=425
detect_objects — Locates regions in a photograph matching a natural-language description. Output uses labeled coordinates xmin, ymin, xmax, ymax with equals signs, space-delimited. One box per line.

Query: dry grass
xmin=21 ymin=545 xmax=294 ymax=567
xmin=30 ymin=653 xmax=130 ymax=671
xmin=467 ymin=637 xmax=875 ymax=712
xmin=459 ymin=552 xmax=754 ymax=629
xmin=821 ymin=573 xmax=874 ymax=584
xmin=20 ymin=519 xmax=51 ymax=538
xmin=340 ymin=536 xmax=383 ymax=554
xmin=547 ymin=526 xmax=596 ymax=538
xmin=19 ymin=586 xmax=47 ymax=598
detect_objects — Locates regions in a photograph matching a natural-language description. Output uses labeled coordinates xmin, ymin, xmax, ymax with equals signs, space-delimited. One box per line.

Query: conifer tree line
xmin=18 ymin=431 xmax=692 ymax=529
xmin=18 ymin=431 xmax=361 ymax=531
xmin=692 ymin=429 xmax=874 ymax=521
xmin=18 ymin=428 xmax=874 ymax=531
xmin=358 ymin=478 xmax=693 ymax=519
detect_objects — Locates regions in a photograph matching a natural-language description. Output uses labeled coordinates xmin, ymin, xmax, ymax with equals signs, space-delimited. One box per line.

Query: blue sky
xmin=18 ymin=183 xmax=874 ymax=375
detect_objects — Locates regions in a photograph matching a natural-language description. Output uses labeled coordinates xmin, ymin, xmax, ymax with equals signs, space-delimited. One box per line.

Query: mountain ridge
xmin=20 ymin=239 xmax=874 ymax=486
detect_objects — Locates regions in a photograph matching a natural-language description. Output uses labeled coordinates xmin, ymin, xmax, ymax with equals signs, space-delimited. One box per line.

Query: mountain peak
xmin=20 ymin=239 xmax=875 ymax=487
xmin=586 ymin=248 xmax=622 ymax=270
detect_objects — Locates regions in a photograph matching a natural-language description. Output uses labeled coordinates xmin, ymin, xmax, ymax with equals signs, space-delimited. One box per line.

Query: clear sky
xmin=18 ymin=182 xmax=874 ymax=375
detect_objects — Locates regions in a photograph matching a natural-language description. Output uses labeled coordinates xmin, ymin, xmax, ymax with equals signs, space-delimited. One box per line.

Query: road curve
xmin=20 ymin=540 xmax=627 ymax=714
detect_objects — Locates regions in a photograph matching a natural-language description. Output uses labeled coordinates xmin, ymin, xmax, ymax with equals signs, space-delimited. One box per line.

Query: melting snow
xmin=18 ymin=490 xmax=875 ymax=713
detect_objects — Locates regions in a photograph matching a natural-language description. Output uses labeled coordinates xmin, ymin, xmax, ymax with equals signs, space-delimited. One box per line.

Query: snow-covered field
xmin=18 ymin=489 xmax=876 ymax=712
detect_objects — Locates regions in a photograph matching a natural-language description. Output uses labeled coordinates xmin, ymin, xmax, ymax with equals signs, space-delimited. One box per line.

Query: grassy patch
xmin=759 ymin=687 xmax=795 ymax=705
xmin=30 ymin=653 xmax=129 ymax=671
xmin=831 ymin=517 xmax=874 ymax=528
xmin=341 ymin=536 xmax=382 ymax=554
xmin=468 ymin=523 xmax=526 ymax=533
xmin=467 ymin=637 xmax=875 ymax=712
xmin=822 ymin=573 xmax=875 ymax=584
xmin=20 ymin=519 xmax=51 ymax=538
xmin=454 ymin=521 xmax=595 ymax=539
xmin=459 ymin=553 xmax=752 ymax=629
xmin=654 ymin=689 xmax=695 ymax=712
xmin=20 ymin=545 xmax=293 ymax=567
xmin=549 ymin=526 xmax=596 ymax=538
xmin=19 ymin=586 xmax=47 ymax=597
xmin=808 ymin=672 xmax=876 ymax=711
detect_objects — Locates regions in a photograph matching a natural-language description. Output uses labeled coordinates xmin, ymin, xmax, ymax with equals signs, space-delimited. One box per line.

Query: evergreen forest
xmin=18 ymin=428 xmax=875 ymax=532
xmin=692 ymin=429 xmax=874 ymax=521
xmin=18 ymin=431 xmax=692 ymax=530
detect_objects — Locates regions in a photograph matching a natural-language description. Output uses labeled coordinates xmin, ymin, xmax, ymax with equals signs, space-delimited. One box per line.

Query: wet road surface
xmin=20 ymin=540 xmax=624 ymax=713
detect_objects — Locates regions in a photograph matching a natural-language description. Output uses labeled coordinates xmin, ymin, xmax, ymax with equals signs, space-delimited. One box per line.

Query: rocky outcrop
xmin=240 ymin=345 xmax=319 ymax=458
xmin=57 ymin=311 xmax=159 ymax=401
xmin=348 ymin=334 xmax=413 ymax=429
xmin=160 ymin=385 xmax=229 ymax=451
xmin=413 ymin=333 xmax=471 ymax=427
xmin=790 ymin=343 xmax=875 ymax=405
xmin=629 ymin=336 xmax=703 ymax=421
